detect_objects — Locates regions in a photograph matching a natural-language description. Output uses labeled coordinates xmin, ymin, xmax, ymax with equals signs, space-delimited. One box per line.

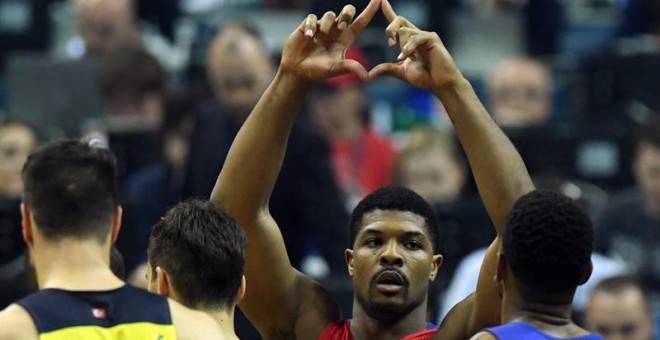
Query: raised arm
xmin=210 ymin=1 xmax=379 ymax=337
xmin=370 ymin=1 xmax=534 ymax=337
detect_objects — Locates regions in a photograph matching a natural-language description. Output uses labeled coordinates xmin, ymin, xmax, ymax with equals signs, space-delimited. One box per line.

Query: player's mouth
xmin=374 ymin=270 xmax=406 ymax=294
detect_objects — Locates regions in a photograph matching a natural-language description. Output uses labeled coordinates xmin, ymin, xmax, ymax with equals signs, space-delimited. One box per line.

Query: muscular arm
xmin=433 ymin=80 xmax=533 ymax=234
xmin=211 ymin=73 xmax=334 ymax=336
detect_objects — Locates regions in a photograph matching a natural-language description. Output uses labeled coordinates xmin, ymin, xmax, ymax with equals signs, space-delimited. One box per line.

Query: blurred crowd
xmin=0 ymin=0 xmax=659 ymax=338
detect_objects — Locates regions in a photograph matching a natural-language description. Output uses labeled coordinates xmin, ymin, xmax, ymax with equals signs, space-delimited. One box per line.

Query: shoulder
xmin=468 ymin=331 xmax=498 ymax=340
xmin=167 ymin=299 xmax=225 ymax=340
xmin=0 ymin=304 xmax=38 ymax=340
xmin=435 ymin=293 xmax=475 ymax=340
xmin=294 ymin=272 xmax=344 ymax=339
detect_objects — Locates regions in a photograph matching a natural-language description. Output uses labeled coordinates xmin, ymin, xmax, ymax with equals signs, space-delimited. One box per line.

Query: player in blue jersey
xmin=470 ymin=191 xmax=604 ymax=340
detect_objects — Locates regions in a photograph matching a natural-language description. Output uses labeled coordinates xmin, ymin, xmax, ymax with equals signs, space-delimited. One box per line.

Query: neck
xmin=350 ymin=298 xmax=429 ymax=340
xmin=32 ymin=239 xmax=123 ymax=291
xmin=204 ymin=308 xmax=238 ymax=339
xmin=501 ymin=293 xmax=573 ymax=327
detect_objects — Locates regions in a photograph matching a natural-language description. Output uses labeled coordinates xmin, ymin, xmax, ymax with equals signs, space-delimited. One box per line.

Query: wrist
xmin=432 ymin=76 xmax=471 ymax=101
xmin=275 ymin=67 xmax=311 ymax=86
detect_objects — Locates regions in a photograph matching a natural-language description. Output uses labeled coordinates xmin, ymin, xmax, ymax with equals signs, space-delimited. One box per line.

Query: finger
xmin=336 ymin=5 xmax=356 ymax=31
xmin=398 ymin=33 xmax=424 ymax=61
xmin=385 ymin=17 xmax=415 ymax=47
xmin=304 ymin=14 xmax=318 ymax=37
xmin=381 ymin=0 xmax=397 ymax=22
xmin=319 ymin=11 xmax=337 ymax=35
xmin=368 ymin=62 xmax=405 ymax=81
xmin=349 ymin=0 xmax=381 ymax=34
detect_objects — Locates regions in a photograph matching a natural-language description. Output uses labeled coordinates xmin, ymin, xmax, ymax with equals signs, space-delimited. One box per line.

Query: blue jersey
xmin=486 ymin=322 xmax=603 ymax=340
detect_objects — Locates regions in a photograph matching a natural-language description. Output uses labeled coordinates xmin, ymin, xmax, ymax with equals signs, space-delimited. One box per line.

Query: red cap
xmin=322 ymin=46 xmax=369 ymax=88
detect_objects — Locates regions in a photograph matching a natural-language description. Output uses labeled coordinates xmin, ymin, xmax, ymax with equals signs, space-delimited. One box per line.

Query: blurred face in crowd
xmin=346 ymin=210 xmax=441 ymax=322
xmin=311 ymin=85 xmax=366 ymax=142
xmin=207 ymin=27 xmax=273 ymax=122
xmin=0 ymin=123 xmax=37 ymax=198
xmin=397 ymin=148 xmax=465 ymax=206
xmin=585 ymin=287 xmax=654 ymax=340
xmin=74 ymin=0 xmax=140 ymax=56
xmin=489 ymin=57 xmax=552 ymax=128
xmin=635 ymin=142 xmax=660 ymax=218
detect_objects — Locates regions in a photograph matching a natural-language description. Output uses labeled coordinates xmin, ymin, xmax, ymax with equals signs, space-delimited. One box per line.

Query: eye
xmin=404 ymin=240 xmax=423 ymax=250
xmin=364 ymin=238 xmax=382 ymax=248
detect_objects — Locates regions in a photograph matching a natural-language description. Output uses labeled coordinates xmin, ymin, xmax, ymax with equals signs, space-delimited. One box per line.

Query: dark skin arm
xmin=370 ymin=1 xmax=535 ymax=338
xmin=210 ymin=1 xmax=381 ymax=338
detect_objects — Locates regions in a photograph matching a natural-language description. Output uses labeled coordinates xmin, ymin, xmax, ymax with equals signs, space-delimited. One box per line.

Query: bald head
xmin=73 ymin=0 xmax=139 ymax=56
xmin=488 ymin=57 xmax=552 ymax=128
xmin=207 ymin=23 xmax=274 ymax=121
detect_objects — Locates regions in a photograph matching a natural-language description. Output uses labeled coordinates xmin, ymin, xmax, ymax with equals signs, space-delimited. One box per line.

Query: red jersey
xmin=319 ymin=320 xmax=437 ymax=340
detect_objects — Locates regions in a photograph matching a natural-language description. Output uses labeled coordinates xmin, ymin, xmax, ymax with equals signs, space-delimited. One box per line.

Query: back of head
xmin=148 ymin=199 xmax=246 ymax=310
xmin=206 ymin=21 xmax=273 ymax=119
xmin=488 ymin=56 xmax=552 ymax=128
xmin=503 ymin=190 xmax=593 ymax=301
xmin=22 ymin=140 xmax=118 ymax=243
xmin=349 ymin=186 xmax=441 ymax=253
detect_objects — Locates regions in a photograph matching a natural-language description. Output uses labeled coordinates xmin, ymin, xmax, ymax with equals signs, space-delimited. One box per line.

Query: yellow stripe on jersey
xmin=40 ymin=322 xmax=176 ymax=340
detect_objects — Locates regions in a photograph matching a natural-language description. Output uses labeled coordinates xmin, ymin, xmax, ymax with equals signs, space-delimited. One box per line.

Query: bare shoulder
xmin=433 ymin=293 xmax=475 ymax=340
xmin=469 ymin=331 xmax=498 ymax=340
xmin=292 ymin=271 xmax=343 ymax=339
xmin=0 ymin=304 xmax=38 ymax=340
xmin=168 ymin=300 xmax=226 ymax=339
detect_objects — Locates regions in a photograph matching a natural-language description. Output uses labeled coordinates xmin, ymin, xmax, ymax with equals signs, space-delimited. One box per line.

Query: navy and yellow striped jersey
xmin=16 ymin=285 xmax=176 ymax=340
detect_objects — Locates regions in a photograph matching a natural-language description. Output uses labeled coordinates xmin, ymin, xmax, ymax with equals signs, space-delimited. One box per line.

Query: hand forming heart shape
xmin=278 ymin=0 xmax=464 ymax=93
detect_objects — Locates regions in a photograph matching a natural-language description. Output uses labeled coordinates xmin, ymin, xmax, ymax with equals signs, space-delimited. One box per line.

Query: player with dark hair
xmin=0 ymin=140 xmax=222 ymax=339
xmin=146 ymin=199 xmax=247 ymax=338
xmin=212 ymin=0 xmax=536 ymax=338
xmin=471 ymin=190 xmax=602 ymax=339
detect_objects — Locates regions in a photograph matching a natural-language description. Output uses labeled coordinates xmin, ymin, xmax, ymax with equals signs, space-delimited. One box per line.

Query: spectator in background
xmin=96 ymin=46 xmax=166 ymax=180
xmin=120 ymin=90 xmax=196 ymax=276
xmin=595 ymin=115 xmax=660 ymax=297
xmin=71 ymin=0 xmax=189 ymax=72
xmin=0 ymin=121 xmax=37 ymax=309
xmin=392 ymin=128 xmax=466 ymax=206
xmin=310 ymin=47 xmax=396 ymax=210
xmin=585 ymin=276 xmax=656 ymax=340
xmin=488 ymin=56 xmax=553 ymax=128
xmin=73 ymin=0 xmax=141 ymax=57
xmin=184 ymin=22 xmax=347 ymax=275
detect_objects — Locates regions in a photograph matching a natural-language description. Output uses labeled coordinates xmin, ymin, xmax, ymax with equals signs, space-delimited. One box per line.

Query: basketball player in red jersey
xmin=212 ymin=0 xmax=534 ymax=338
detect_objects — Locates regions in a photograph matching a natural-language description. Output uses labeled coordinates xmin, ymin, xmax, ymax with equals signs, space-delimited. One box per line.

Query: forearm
xmin=211 ymin=70 xmax=309 ymax=220
xmin=434 ymin=78 xmax=534 ymax=233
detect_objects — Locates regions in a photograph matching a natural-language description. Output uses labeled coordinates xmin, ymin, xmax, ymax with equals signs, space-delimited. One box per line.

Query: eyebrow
xmin=361 ymin=228 xmax=426 ymax=239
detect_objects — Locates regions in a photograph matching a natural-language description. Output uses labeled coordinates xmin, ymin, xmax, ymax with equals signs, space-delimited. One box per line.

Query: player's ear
xmin=235 ymin=275 xmax=246 ymax=305
xmin=495 ymin=252 xmax=506 ymax=283
xmin=156 ymin=267 xmax=171 ymax=297
xmin=21 ymin=203 xmax=34 ymax=246
xmin=429 ymin=254 xmax=443 ymax=281
xmin=578 ymin=260 xmax=593 ymax=286
xmin=345 ymin=249 xmax=355 ymax=277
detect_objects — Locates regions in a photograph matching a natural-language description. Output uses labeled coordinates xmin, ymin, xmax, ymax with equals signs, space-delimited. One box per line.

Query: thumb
xmin=368 ymin=62 xmax=404 ymax=81
xmin=332 ymin=59 xmax=369 ymax=81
